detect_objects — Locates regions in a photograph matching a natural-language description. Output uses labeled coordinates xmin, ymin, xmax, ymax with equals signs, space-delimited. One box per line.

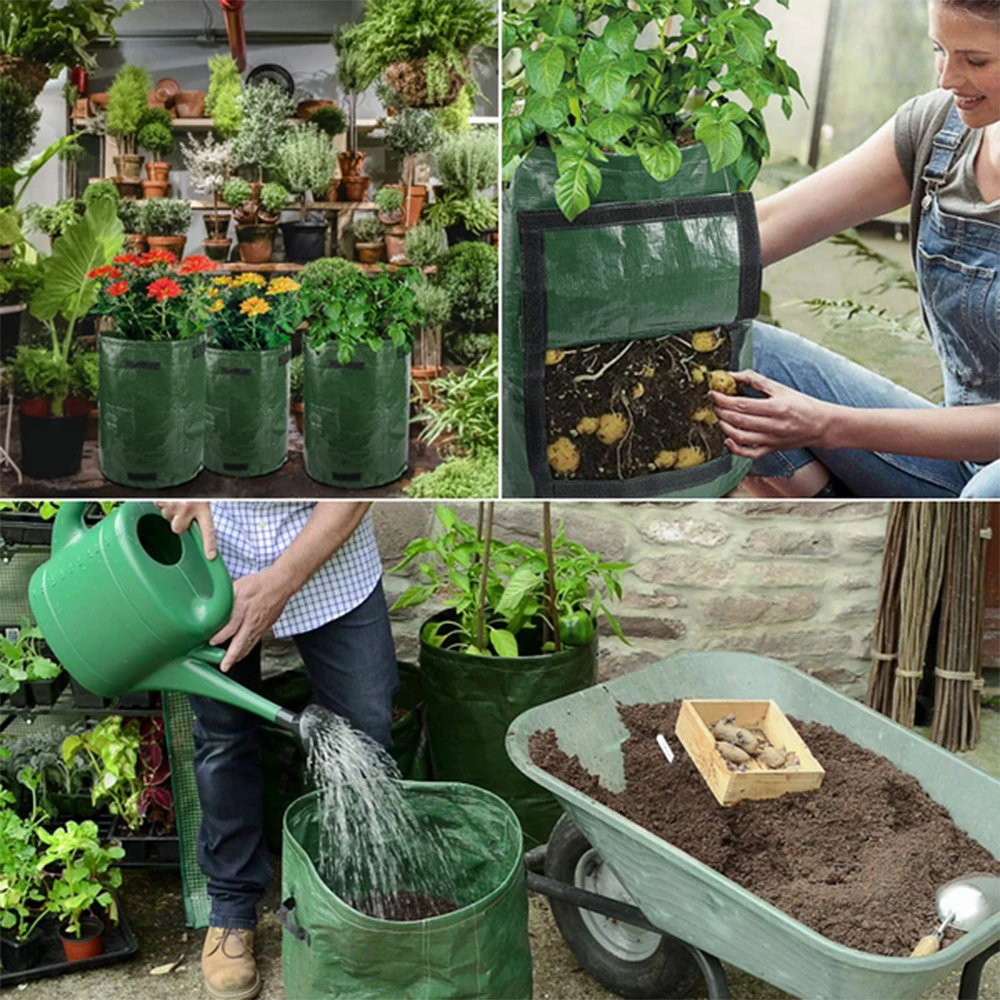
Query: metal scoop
xmin=910 ymin=875 xmax=1000 ymax=957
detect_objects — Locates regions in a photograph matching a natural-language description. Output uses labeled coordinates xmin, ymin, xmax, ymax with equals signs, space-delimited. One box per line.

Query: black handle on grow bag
xmin=277 ymin=897 xmax=310 ymax=945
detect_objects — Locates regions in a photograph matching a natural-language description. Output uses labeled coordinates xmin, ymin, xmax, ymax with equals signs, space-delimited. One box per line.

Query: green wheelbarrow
xmin=506 ymin=652 xmax=1000 ymax=1000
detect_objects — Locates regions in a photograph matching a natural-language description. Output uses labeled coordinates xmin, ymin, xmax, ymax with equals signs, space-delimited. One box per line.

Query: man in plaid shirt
xmin=157 ymin=501 xmax=395 ymax=1000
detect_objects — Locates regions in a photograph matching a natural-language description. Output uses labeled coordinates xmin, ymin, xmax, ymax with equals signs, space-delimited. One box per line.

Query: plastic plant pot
xmin=18 ymin=397 xmax=90 ymax=479
xmin=59 ymin=915 xmax=104 ymax=962
xmin=203 ymin=214 xmax=231 ymax=239
xmin=202 ymin=238 xmax=231 ymax=262
xmin=0 ymin=929 xmax=45 ymax=973
xmin=70 ymin=676 xmax=111 ymax=709
xmin=27 ymin=671 xmax=69 ymax=707
xmin=280 ymin=221 xmax=327 ymax=263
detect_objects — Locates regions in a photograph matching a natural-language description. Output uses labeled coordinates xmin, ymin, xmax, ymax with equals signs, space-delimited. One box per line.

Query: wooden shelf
xmin=75 ymin=115 xmax=499 ymax=132
xmin=189 ymin=201 xmax=376 ymax=212
xmin=210 ymin=261 xmax=437 ymax=274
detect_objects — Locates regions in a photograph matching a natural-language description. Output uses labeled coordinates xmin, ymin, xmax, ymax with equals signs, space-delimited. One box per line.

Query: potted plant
xmin=348 ymin=0 xmax=496 ymax=109
xmin=115 ymin=197 xmax=145 ymax=254
xmin=0 ymin=621 xmax=65 ymax=708
xmin=0 ymin=256 xmax=40 ymax=363
xmin=411 ymin=280 xmax=450 ymax=403
xmin=232 ymin=79 xmax=294 ymax=190
xmin=393 ymin=503 xmax=629 ymax=843
xmin=0 ymin=76 xmax=41 ymax=172
xmin=202 ymin=271 xmax=300 ymax=476
xmin=0 ymin=0 xmax=139 ymax=97
xmin=437 ymin=239 xmax=497 ymax=342
xmin=25 ymin=197 xmax=83 ymax=247
xmin=137 ymin=108 xmax=174 ymax=196
xmin=310 ymin=105 xmax=347 ymax=200
xmin=375 ymin=185 xmax=406 ymax=259
xmin=36 ymin=819 xmax=124 ymax=961
xmin=182 ymin=133 xmax=234 ymax=260
xmin=226 ymin=178 xmax=288 ymax=264
xmin=275 ymin=124 xmax=333 ymax=263
xmin=382 ymin=106 xmax=439 ymax=228
xmin=205 ymin=54 xmax=243 ymax=139
xmin=88 ymin=250 xmax=215 ymax=489
xmin=331 ymin=26 xmax=376 ymax=201
xmin=9 ymin=199 xmax=122 ymax=479
xmin=105 ymin=64 xmax=151 ymax=188
xmin=404 ymin=221 xmax=446 ymax=269
xmin=426 ymin=127 xmax=498 ymax=244
xmin=77 ymin=350 xmax=99 ymax=441
xmin=353 ymin=216 xmax=385 ymax=264
xmin=289 ymin=352 xmax=304 ymax=434
xmin=298 ymin=257 xmax=423 ymax=487
xmin=138 ymin=197 xmax=191 ymax=259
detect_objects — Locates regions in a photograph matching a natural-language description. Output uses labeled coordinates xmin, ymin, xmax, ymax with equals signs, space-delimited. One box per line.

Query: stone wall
xmin=373 ymin=501 xmax=889 ymax=702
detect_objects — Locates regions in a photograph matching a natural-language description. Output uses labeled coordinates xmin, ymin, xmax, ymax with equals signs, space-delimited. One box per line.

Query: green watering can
xmin=28 ymin=502 xmax=300 ymax=735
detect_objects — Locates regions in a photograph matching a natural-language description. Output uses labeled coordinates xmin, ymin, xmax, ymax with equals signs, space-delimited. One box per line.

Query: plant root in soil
xmin=529 ymin=700 xmax=1000 ymax=956
xmin=544 ymin=327 xmax=738 ymax=480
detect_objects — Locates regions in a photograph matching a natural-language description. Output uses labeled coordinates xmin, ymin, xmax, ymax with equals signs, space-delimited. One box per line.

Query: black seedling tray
xmin=69 ymin=677 xmax=111 ymax=709
xmin=0 ymin=908 xmax=138 ymax=988
xmin=109 ymin=816 xmax=180 ymax=868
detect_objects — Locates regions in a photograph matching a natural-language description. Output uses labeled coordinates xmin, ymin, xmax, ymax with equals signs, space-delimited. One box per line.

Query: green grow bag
xmin=205 ymin=345 xmax=290 ymax=477
xmin=303 ymin=341 xmax=410 ymax=489
xmin=99 ymin=333 xmax=206 ymax=489
xmin=419 ymin=613 xmax=596 ymax=847
xmin=502 ymin=145 xmax=758 ymax=498
xmin=281 ymin=783 xmax=532 ymax=1000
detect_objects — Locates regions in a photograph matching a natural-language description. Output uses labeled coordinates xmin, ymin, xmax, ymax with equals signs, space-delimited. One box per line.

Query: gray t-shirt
xmin=894 ymin=88 xmax=1000 ymax=265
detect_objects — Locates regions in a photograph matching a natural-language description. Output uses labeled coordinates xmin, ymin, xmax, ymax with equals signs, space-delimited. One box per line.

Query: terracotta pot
xmin=89 ymin=91 xmax=109 ymax=111
xmin=0 ymin=56 xmax=49 ymax=98
xmin=73 ymin=97 xmax=90 ymax=119
xmin=141 ymin=179 xmax=169 ymax=199
xmin=236 ymin=225 xmax=275 ymax=264
xmin=146 ymin=161 xmax=171 ymax=182
xmin=173 ymin=90 xmax=206 ymax=118
xmin=326 ymin=179 xmax=341 ymax=203
xmin=59 ymin=914 xmax=104 ymax=962
xmin=385 ymin=228 xmax=406 ymax=262
xmin=125 ymin=233 xmax=148 ymax=253
xmin=292 ymin=401 xmax=304 ymax=435
xmin=411 ymin=364 xmax=445 ymax=406
xmin=491 ymin=230 xmax=499 ymax=248
xmin=86 ymin=408 xmax=99 ymax=442
xmin=402 ymin=185 xmax=427 ymax=228
xmin=202 ymin=238 xmax=232 ymax=262
xmin=204 ymin=213 xmax=231 ymax=239
xmin=338 ymin=151 xmax=366 ymax=178
xmin=356 ymin=242 xmax=385 ymax=264
xmin=146 ymin=234 xmax=187 ymax=258
xmin=114 ymin=154 xmax=144 ymax=181
xmin=296 ymin=99 xmax=337 ymax=120
xmin=341 ymin=176 xmax=369 ymax=202
xmin=115 ymin=179 xmax=143 ymax=200
xmin=20 ymin=395 xmax=91 ymax=419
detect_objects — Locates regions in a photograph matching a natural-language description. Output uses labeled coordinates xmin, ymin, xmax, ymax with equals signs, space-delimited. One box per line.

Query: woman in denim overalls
xmin=711 ymin=0 xmax=999 ymax=498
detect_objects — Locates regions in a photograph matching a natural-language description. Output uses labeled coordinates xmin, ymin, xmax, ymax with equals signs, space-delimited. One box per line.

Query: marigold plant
xmin=201 ymin=272 xmax=301 ymax=351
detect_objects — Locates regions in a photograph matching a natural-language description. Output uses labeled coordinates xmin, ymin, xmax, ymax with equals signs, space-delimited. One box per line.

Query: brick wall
xmin=373 ymin=501 xmax=889 ymax=701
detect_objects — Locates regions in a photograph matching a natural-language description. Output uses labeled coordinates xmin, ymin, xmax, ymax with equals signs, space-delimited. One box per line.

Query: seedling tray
xmin=110 ymin=816 xmax=181 ymax=868
xmin=0 ymin=908 xmax=138 ymax=988
xmin=69 ymin=676 xmax=111 ymax=709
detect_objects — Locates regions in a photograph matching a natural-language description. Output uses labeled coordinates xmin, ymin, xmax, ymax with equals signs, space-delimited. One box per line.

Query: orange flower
xmin=139 ymin=248 xmax=178 ymax=267
xmin=88 ymin=264 xmax=122 ymax=280
xmin=107 ymin=280 xmax=129 ymax=297
xmin=239 ymin=296 xmax=270 ymax=317
xmin=179 ymin=254 xmax=215 ymax=274
xmin=147 ymin=277 xmax=184 ymax=302
xmin=266 ymin=276 xmax=301 ymax=295
xmin=113 ymin=253 xmax=139 ymax=265
xmin=206 ymin=298 xmax=225 ymax=313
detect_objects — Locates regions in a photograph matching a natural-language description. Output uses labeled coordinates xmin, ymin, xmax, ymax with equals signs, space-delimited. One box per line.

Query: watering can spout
xmin=51 ymin=501 xmax=90 ymax=554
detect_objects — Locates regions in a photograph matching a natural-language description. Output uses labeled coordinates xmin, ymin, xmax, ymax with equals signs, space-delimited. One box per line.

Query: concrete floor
xmin=12 ymin=708 xmax=999 ymax=1000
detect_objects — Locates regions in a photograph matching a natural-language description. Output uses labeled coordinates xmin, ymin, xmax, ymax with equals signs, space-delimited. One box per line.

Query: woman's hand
xmin=210 ymin=566 xmax=295 ymax=672
xmin=710 ymin=371 xmax=838 ymax=459
xmin=155 ymin=502 xmax=217 ymax=559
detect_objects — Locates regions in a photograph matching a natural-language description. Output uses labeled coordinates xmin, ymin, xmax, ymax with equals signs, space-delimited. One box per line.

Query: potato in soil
xmin=545 ymin=328 xmax=738 ymax=480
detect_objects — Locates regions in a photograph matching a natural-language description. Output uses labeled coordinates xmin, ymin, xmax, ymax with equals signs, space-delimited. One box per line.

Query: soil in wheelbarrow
xmin=544 ymin=327 xmax=737 ymax=481
xmin=352 ymin=892 xmax=458 ymax=921
xmin=530 ymin=700 xmax=1000 ymax=957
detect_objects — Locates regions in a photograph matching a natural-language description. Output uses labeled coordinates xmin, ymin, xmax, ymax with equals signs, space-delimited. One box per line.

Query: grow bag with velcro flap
xmin=420 ymin=613 xmax=597 ymax=847
xmin=281 ymin=783 xmax=532 ymax=1000
xmin=99 ymin=333 xmax=206 ymax=489
xmin=205 ymin=345 xmax=290 ymax=477
xmin=304 ymin=341 xmax=410 ymax=489
xmin=502 ymin=145 xmax=760 ymax=498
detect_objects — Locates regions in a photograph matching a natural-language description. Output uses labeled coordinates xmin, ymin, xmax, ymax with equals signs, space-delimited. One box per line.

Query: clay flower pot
xmin=146 ymin=234 xmax=186 ymax=258
xmin=292 ymin=401 xmax=304 ymax=435
xmin=296 ymin=99 xmax=337 ymax=120
xmin=73 ymin=97 xmax=90 ymax=120
xmin=114 ymin=154 xmax=144 ymax=182
xmin=59 ymin=914 xmax=104 ymax=962
xmin=89 ymin=91 xmax=109 ymax=111
xmin=326 ymin=179 xmax=341 ymax=203
xmin=202 ymin=238 xmax=231 ymax=262
xmin=401 ymin=186 xmax=427 ymax=228
xmin=115 ymin=179 xmax=143 ymax=200
xmin=384 ymin=227 xmax=406 ymax=262
xmin=124 ymin=233 xmax=148 ymax=254
xmin=141 ymin=179 xmax=169 ymax=199
xmin=173 ymin=90 xmax=206 ymax=118
xmin=355 ymin=241 xmax=385 ymax=265
xmin=146 ymin=161 xmax=171 ymax=183
xmin=338 ymin=151 xmax=366 ymax=178
xmin=341 ymin=176 xmax=369 ymax=203
xmin=236 ymin=224 xmax=275 ymax=264
xmin=204 ymin=213 xmax=231 ymax=239
xmin=412 ymin=364 xmax=445 ymax=407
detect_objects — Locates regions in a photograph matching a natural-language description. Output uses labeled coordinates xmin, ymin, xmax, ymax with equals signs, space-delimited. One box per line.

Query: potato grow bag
xmin=419 ymin=613 xmax=597 ymax=847
xmin=280 ymin=783 xmax=532 ymax=1000
xmin=205 ymin=345 xmax=290 ymax=477
xmin=303 ymin=341 xmax=410 ymax=489
xmin=502 ymin=145 xmax=760 ymax=498
xmin=99 ymin=333 xmax=206 ymax=489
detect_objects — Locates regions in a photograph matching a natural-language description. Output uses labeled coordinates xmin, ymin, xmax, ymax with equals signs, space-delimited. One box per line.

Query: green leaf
xmin=524 ymin=91 xmax=570 ymax=132
xmin=638 ymin=140 xmax=682 ymax=182
xmin=582 ymin=60 xmax=630 ymax=111
xmin=728 ymin=18 xmax=765 ymax=64
xmin=539 ymin=4 xmax=577 ymax=36
xmin=523 ymin=44 xmax=566 ymax=98
xmin=586 ymin=112 xmax=636 ymax=146
xmin=602 ymin=15 xmax=638 ymax=55
xmin=601 ymin=607 xmax=631 ymax=646
xmin=694 ymin=117 xmax=744 ymax=171
xmin=489 ymin=628 xmax=519 ymax=658
xmin=496 ymin=563 xmax=543 ymax=619
xmin=554 ymin=156 xmax=602 ymax=221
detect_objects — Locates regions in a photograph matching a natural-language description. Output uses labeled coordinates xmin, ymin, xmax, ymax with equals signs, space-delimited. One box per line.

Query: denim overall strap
xmin=920 ymin=103 xmax=966 ymax=210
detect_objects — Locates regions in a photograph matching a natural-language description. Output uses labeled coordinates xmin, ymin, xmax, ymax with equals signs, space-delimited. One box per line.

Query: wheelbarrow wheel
xmin=544 ymin=813 xmax=699 ymax=999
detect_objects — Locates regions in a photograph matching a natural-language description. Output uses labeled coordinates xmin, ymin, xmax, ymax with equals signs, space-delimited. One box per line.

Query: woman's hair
xmin=931 ymin=0 xmax=1000 ymax=19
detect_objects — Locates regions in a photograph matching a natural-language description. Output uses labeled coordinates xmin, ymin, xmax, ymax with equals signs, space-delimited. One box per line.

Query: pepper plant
xmin=503 ymin=0 xmax=803 ymax=220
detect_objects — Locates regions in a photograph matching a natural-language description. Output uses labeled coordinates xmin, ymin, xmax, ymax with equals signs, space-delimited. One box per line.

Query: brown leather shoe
xmin=201 ymin=926 xmax=261 ymax=1000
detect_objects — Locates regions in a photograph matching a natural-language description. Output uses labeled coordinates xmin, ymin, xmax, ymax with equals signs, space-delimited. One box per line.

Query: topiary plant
xmin=404 ymin=223 xmax=446 ymax=268
xmin=354 ymin=216 xmax=385 ymax=244
xmin=231 ymin=80 xmax=295 ymax=183
xmin=138 ymin=121 xmax=173 ymax=160
xmin=206 ymin=54 xmax=243 ymax=139
xmin=310 ymin=105 xmax=347 ymax=138
xmin=0 ymin=77 xmax=41 ymax=169
xmin=259 ymin=182 xmax=289 ymax=214
xmin=437 ymin=240 xmax=497 ymax=330
xmin=275 ymin=124 xmax=333 ymax=217
xmin=138 ymin=197 xmax=191 ymax=236
xmin=374 ymin=186 xmax=404 ymax=214
xmin=223 ymin=177 xmax=253 ymax=209
xmin=116 ymin=197 xmax=142 ymax=234
xmin=105 ymin=65 xmax=151 ymax=156
xmin=82 ymin=180 xmax=119 ymax=208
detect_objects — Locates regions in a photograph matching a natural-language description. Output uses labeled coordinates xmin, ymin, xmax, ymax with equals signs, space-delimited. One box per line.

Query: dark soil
xmin=530 ymin=701 xmax=1000 ymax=956
xmin=353 ymin=891 xmax=458 ymax=921
xmin=545 ymin=327 xmax=736 ymax=480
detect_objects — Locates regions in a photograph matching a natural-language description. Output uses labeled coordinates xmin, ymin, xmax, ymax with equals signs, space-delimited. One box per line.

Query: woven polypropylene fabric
xmin=162 ymin=691 xmax=210 ymax=928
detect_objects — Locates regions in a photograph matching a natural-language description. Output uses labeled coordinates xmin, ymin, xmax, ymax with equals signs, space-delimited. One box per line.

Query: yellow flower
xmin=206 ymin=298 xmax=225 ymax=313
xmin=234 ymin=272 xmax=266 ymax=288
xmin=212 ymin=276 xmax=233 ymax=286
xmin=266 ymin=277 xmax=301 ymax=295
xmin=240 ymin=296 xmax=270 ymax=317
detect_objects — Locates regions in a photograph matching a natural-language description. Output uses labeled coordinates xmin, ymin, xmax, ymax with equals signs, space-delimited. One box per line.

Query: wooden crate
xmin=675 ymin=699 xmax=825 ymax=807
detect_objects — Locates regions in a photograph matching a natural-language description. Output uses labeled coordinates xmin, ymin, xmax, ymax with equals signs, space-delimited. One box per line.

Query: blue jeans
xmin=749 ymin=322 xmax=996 ymax=498
xmin=189 ymin=579 xmax=398 ymax=930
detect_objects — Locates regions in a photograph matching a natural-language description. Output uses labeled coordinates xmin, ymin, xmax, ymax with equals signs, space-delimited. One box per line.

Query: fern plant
xmin=105 ymin=65 xmax=151 ymax=156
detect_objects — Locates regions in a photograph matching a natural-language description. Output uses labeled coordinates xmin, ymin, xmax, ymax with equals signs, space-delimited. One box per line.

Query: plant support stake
xmin=542 ymin=503 xmax=561 ymax=653
xmin=476 ymin=502 xmax=494 ymax=653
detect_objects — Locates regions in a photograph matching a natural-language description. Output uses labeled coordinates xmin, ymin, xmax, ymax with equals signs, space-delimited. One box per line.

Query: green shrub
xmin=82 ymin=181 xmax=119 ymax=208
xmin=232 ymin=81 xmax=294 ymax=181
xmin=206 ymin=54 xmax=243 ymax=139
xmin=374 ymin=186 xmax=404 ymax=214
xmin=0 ymin=77 xmax=41 ymax=168
xmin=299 ymin=256 xmax=360 ymax=288
xmin=138 ymin=121 xmax=173 ymax=159
xmin=414 ymin=281 xmax=450 ymax=327
xmin=382 ymin=107 xmax=439 ymax=159
xmin=0 ymin=257 xmax=41 ymax=306
xmin=425 ymin=194 xmax=496 ymax=233
xmin=106 ymin=65 xmax=151 ymax=155
xmin=437 ymin=241 xmax=497 ymax=329
xmin=116 ymin=198 xmax=142 ymax=233
xmin=223 ymin=177 xmax=252 ymax=209
xmin=353 ymin=217 xmax=384 ymax=244
xmin=434 ymin=83 xmax=474 ymax=134
xmin=445 ymin=329 xmax=495 ymax=365
xmin=137 ymin=107 xmax=173 ymax=132
xmin=260 ymin=182 xmax=289 ymax=213
xmin=26 ymin=198 xmax=82 ymax=237
xmin=72 ymin=351 xmax=98 ymax=402
xmin=138 ymin=197 xmax=191 ymax=236
xmin=275 ymin=124 xmax=333 ymax=201
xmin=310 ymin=106 xmax=346 ymax=137
xmin=403 ymin=454 xmax=498 ymax=498
xmin=433 ymin=127 xmax=496 ymax=195
xmin=404 ymin=223 xmax=446 ymax=267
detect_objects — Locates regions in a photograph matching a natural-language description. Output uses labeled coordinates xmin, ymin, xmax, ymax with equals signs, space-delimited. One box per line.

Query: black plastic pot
xmin=0 ymin=303 xmax=26 ymax=362
xmin=115 ymin=690 xmax=157 ymax=709
xmin=26 ymin=671 xmax=69 ymax=707
xmin=280 ymin=220 xmax=327 ymax=263
xmin=70 ymin=676 xmax=111 ymax=709
xmin=19 ymin=413 xmax=88 ymax=479
xmin=109 ymin=816 xmax=181 ymax=867
xmin=445 ymin=222 xmax=492 ymax=247
xmin=0 ymin=927 xmax=45 ymax=973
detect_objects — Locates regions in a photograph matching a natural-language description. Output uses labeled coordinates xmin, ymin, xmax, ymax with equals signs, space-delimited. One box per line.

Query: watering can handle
xmin=51 ymin=502 xmax=91 ymax=553
xmin=188 ymin=519 xmax=235 ymax=628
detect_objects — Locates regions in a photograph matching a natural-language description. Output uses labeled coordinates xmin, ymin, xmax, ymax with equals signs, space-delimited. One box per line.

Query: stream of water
xmin=301 ymin=704 xmax=458 ymax=919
